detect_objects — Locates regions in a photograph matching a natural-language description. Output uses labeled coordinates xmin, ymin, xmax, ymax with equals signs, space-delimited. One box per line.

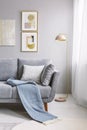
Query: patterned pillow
xmin=21 ymin=65 xmax=44 ymax=83
xmin=40 ymin=64 xmax=55 ymax=86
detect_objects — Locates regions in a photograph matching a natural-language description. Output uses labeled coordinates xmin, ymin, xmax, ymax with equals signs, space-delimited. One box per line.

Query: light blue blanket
xmin=7 ymin=78 xmax=58 ymax=123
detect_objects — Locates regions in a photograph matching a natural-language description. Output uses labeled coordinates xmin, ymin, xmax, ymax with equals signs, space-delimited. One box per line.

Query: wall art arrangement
xmin=0 ymin=20 xmax=15 ymax=46
xmin=21 ymin=11 xmax=38 ymax=52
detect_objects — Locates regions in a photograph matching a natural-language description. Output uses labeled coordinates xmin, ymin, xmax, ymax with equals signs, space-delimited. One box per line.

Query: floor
xmin=0 ymin=94 xmax=87 ymax=124
xmin=49 ymin=94 xmax=87 ymax=119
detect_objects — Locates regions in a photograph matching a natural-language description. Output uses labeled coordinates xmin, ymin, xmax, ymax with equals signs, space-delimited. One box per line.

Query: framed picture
xmin=22 ymin=11 xmax=38 ymax=31
xmin=22 ymin=32 xmax=38 ymax=52
xmin=0 ymin=20 xmax=15 ymax=46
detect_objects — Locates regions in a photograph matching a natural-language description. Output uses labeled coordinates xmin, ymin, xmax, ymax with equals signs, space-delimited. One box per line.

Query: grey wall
xmin=0 ymin=0 xmax=73 ymax=93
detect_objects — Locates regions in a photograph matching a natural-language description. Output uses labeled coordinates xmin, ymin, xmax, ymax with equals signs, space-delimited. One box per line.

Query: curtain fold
xmin=72 ymin=0 xmax=87 ymax=107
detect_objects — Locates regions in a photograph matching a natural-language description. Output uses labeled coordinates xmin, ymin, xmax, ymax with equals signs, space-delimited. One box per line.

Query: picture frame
xmin=22 ymin=11 xmax=38 ymax=31
xmin=0 ymin=20 xmax=15 ymax=46
xmin=22 ymin=32 xmax=38 ymax=52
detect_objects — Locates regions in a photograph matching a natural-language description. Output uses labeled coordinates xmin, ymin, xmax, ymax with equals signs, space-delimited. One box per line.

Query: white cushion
xmin=21 ymin=65 xmax=44 ymax=83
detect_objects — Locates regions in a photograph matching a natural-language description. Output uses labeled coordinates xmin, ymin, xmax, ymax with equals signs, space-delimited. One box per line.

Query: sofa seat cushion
xmin=12 ymin=87 xmax=19 ymax=99
xmin=12 ymin=84 xmax=51 ymax=99
xmin=0 ymin=82 xmax=12 ymax=98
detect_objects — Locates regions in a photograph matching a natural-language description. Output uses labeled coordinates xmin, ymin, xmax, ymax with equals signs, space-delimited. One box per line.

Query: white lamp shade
xmin=55 ymin=34 xmax=67 ymax=41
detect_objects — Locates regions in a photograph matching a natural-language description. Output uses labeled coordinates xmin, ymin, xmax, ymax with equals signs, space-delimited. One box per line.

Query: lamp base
xmin=55 ymin=97 xmax=66 ymax=102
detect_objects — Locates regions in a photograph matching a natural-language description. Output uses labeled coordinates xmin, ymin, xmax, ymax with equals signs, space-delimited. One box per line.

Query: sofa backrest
xmin=18 ymin=59 xmax=51 ymax=79
xmin=0 ymin=58 xmax=51 ymax=80
xmin=0 ymin=59 xmax=18 ymax=81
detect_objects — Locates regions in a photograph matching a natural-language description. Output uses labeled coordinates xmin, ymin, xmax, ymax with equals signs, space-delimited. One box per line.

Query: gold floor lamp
xmin=55 ymin=33 xmax=69 ymax=102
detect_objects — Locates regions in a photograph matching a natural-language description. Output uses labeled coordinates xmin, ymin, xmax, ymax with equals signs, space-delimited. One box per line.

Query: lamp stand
xmin=55 ymin=39 xmax=69 ymax=102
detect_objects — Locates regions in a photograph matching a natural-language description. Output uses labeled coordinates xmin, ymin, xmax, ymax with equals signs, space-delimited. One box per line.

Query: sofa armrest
xmin=43 ymin=71 xmax=59 ymax=103
xmin=51 ymin=71 xmax=60 ymax=88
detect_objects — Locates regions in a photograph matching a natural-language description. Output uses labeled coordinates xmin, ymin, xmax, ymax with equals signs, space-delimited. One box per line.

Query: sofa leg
xmin=44 ymin=103 xmax=48 ymax=111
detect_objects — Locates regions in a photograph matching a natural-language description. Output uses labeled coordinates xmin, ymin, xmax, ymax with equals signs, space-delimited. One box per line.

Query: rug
xmin=12 ymin=118 xmax=87 ymax=130
xmin=0 ymin=123 xmax=17 ymax=130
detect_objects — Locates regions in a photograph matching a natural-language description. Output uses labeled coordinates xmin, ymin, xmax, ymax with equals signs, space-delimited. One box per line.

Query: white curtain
xmin=72 ymin=0 xmax=87 ymax=107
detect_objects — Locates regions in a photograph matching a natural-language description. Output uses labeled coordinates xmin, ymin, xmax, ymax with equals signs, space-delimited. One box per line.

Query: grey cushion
xmin=0 ymin=59 xmax=18 ymax=80
xmin=18 ymin=59 xmax=51 ymax=79
xmin=0 ymin=82 xmax=12 ymax=98
xmin=40 ymin=64 xmax=55 ymax=86
xmin=12 ymin=84 xmax=51 ymax=99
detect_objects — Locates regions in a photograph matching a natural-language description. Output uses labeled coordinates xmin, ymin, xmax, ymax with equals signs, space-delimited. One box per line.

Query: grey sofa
xmin=0 ymin=59 xmax=59 ymax=111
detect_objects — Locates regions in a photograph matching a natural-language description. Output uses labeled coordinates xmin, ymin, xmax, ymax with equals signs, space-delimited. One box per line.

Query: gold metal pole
xmin=55 ymin=34 xmax=69 ymax=102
